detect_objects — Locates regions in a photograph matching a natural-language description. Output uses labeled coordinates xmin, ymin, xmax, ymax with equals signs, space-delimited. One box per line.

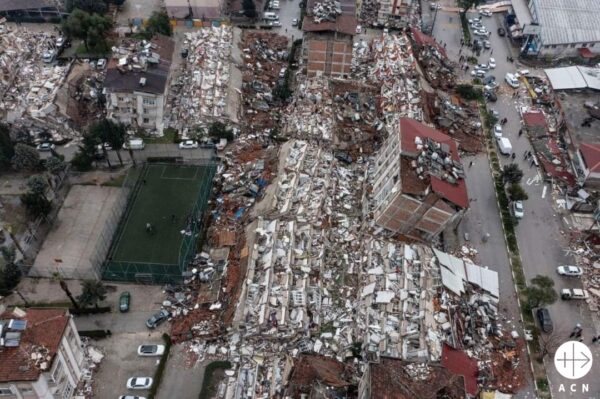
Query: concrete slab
xmin=31 ymin=185 xmax=121 ymax=279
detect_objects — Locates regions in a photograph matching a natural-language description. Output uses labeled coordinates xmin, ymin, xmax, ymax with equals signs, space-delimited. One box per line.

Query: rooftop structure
xmin=544 ymin=66 xmax=600 ymax=91
xmin=372 ymin=118 xmax=468 ymax=240
xmin=525 ymin=0 xmax=600 ymax=57
xmin=165 ymin=0 xmax=222 ymax=19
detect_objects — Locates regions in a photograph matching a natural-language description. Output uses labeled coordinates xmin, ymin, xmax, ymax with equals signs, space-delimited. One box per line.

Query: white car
xmin=505 ymin=73 xmax=520 ymax=88
xmin=97 ymin=58 xmax=107 ymax=69
xmin=471 ymin=69 xmax=486 ymax=78
xmin=557 ymin=266 xmax=583 ymax=277
xmin=36 ymin=142 xmax=55 ymax=152
xmin=493 ymin=124 xmax=503 ymax=138
xmin=480 ymin=9 xmax=492 ymax=17
xmin=179 ymin=140 xmax=198 ymax=149
xmin=56 ymin=36 xmax=65 ymax=47
xmin=511 ymin=200 xmax=524 ymax=219
xmin=488 ymin=58 xmax=496 ymax=68
xmin=483 ymin=40 xmax=491 ymax=49
xmin=42 ymin=50 xmax=56 ymax=63
xmin=474 ymin=29 xmax=490 ymax=37
xmin=137 ymin=345 xmax=165 ymax=356
xmin=477 ymin=63 xmax=489 ymax=70
xmin=485 ymin=81 xmax=499 ymax=91
xmin=468 ymin=17 xmax=481 ymax=24
xmin=126 ymin=377 xmax=153 ymax=390
xmin=292 ymin=18 xmax=298 ymax=26
xmin=279 ymin=67 xmax=287 ymax=78
xmin=119 ymin=396 xmax=147 ymax=399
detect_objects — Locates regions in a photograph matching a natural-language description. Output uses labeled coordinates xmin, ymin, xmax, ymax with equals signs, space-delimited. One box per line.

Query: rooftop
xmin=410 ymin=28 xmax=447 ymax=58
xmin=0 ymin=0 xmax=58 ymax=12
xmin=522 ymin=109 xmax=547 ymax=127
xmin=369 ymin=357 xmax=466 ymax=399
xmin=164 ymin=0 xmax=221 ymax=19
xmin=104 ymin=34 xmax=175 ymax=95
xmin=579 ymin=142 xmax=600 ymax=173
xmin=0 ymin=308 xmax=70 ymax=383
xmin=440 ymin=344 xmax=478 ymax=396
xmin=302 ymin=14 xmax=358 ymax=36
xmin=544 ymin=66 xmax=600 ymax=91
xmin=530 ymin=0 xmax=600 ymax=45
xmin=306 ymin=0 xmax=355 ymax=16
xmin=557 ymin=92 xmax=600 ymax=147
xmin=399 ymin=118 xmax=469 ymax=209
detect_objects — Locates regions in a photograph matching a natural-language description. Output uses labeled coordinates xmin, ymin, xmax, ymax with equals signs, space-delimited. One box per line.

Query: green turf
xmin=110 ymin=164 xmax=210 ymax=265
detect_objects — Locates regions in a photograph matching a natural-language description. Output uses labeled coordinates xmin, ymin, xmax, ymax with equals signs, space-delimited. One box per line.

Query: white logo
xmin=554 ymin=341 xmax=593 ymax=380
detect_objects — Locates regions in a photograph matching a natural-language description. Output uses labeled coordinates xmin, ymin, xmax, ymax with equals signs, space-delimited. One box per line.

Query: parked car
xmin=137 ymin=345 xmax=165 ymax=356
xmin=123 ymin=138 xmax=145 ymax=150
xmin=126 ymin=377 xmax=153 ymax=390
xmin=56 ymin=36 xmax=65 ymax=48
xmin=477 ymin=63 xmax=489 ymax=70
xmin=484 ymin=81 xmax=499 ymax=91
xmin=36 ymin=142 xmax=55 ymax=152
xmin=488 ymin=58 xmax=496 ymax=68
xmin=279 ymin=67 xmax=287 ymax=78
xmin=474 ymin=29 xmax=490 ymax=37
xmin=468 ymin=17 xmax=481 ymax=24
xmin=483 ymin=75 xmax=496 ymax=84
xmin=179 ymin=140 xmax=198 ymax=149
xmin=557 ymin=265 xmax=583 ymax=277
xmin=470 ymin=22 xmax=484 ymax=29
xmin=497 ymin=27 xmax=506 ymax=36
xmin=480 ymin=9 xmax=492 ymax=17
xmin=42 ymin=49 xmax=56 ymax=63
xmin=505 ymin=73 xmax=520 ymax=88
xmin=430 ymin=2 xmax=442 ymax=10
xmin=483 ymin=40 xmax=491 ymax=49
xmin=471 ymin=69 xmax=486 ymax=78
xmin=145 ymin=309 xmax=170 ymax=329
xmin=96 ymin=58 xmax=107 ymax=69
xmin=119 ymin=292 xmax=131 ymax=313
xmin=484 ymin=90 xmax=497 ymax=102
xmin=536 ymin=308 xmax=553 ymax=333
xmin=511 ymin=200 xmax=524 ymax=219
xmin=292 ymin=18 xmax=298 ymax=26
xmin=119 ymin=396 xmax=147 ymax=399
xmin=493 ymin=124 xmax=503 ymax=138
xmin=561 ymin=288 xmax=589 ymax=300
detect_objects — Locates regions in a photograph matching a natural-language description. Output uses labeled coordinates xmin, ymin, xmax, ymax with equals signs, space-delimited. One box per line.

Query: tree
xmin=537 ymin=329 xmax=563 ymax=360
xmin=456 ymin=84 xmax=482 ymax=101
xmin=501 ymin=164 xmax=523 ymax=184
xmin=89 ymin=119 xmax=127 ymax=166
xmin=457 ymin=0 xmax=482 ymax=15
xmin=0 ymin=124 xmax=15 ymax=170
xmin=77 ymin=280 xmax=107 ymax=308
xmin=525 ymin=275 xmax=558 ymax=308
xmin=27 ymin=175 xmax=49 ymax=200
xmin=62 ymin=9 xmax=113 ymax=52
xmin=66 ymin=0 xmax=108 ymax=14
xmin=1 ymin=246 xmax=16 ymax=264
xmin=242 ymin=0 xmax=258 ymax=18
xmin=145 ymin=11 xmax=172 ymax=37
xmin=11 ymin=143 xmax=41 ymax=171
xmin=1 ymin=263 xmax=22 ymax=293
xmin=45 ymin=156 xmax=67 ymax=175
xmin=209 ymin=121 xmax=234 ymax=141
xmin=71 ymin=133 xmax=99 ymax=171
xmin=507 ymin=183 xmax=529 ymax=201
xmin=58 ymin=279 xmax=80 ymax=309
xmin=20 ymin=192 xmax=52 ymax=218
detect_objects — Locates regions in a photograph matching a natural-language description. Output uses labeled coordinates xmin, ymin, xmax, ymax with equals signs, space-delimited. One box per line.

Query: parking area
xmin=73 ymin=283 xmax=168 ymax=398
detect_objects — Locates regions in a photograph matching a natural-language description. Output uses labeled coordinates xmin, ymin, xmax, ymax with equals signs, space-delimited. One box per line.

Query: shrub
xmin=69 ymin=306 xmax=111 ymax=315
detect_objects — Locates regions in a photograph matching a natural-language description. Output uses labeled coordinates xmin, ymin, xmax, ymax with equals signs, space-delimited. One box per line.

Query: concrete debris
xmin=312 ymin=0 xmax=343 ymax=23
xmin=167 ymin=26 xmax=233 ymax=130
xmin=0 ymin=21 xmax=77 ymax=141
xmin=74 ymin=339 xmax=104 ymax=397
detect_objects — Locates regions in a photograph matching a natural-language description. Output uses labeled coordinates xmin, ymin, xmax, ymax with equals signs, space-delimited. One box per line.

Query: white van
xmin=263 ymin=12 xmax=278 ymax=21
xmin=123 ymin=137 xmax=145 ymax=150
xmin=497 ymin=137 xmax=512 ymax=155
xmin=505 ymin=73 xmax=520 ymax=88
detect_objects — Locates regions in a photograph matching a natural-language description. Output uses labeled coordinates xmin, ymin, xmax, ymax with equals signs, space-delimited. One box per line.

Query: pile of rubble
xmin=359 ymin=0 xmax=380 ymax=27
xmin=75 ymin=339 xmax=104 ymax=397
xmin=283 ymin=76 xmax=335 ymax=142
xmin=312 ymin=0 xmax=342 ymax=23
xmin=239 ymin=31 xmax=289 ymax=131
xmin=0 ymin=22 xmax=76 ymax=141
xmin=168 ymin=26 xmax=232 ymax=130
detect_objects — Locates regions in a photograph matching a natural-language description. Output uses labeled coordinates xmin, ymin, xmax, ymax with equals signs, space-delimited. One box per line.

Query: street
xmin=429 ymin=2 xmax=600 ymax=397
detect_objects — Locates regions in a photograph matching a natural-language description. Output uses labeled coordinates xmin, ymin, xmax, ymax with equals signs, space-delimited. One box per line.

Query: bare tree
xmin=537 ymin=329 xmax=564 ymax=361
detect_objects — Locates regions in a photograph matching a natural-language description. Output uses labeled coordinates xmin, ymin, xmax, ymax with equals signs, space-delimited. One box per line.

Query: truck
xmin=561 ymin=288 xmax=589 ymax=300
xmin=497 ymin=137 xmax=512 ymax=155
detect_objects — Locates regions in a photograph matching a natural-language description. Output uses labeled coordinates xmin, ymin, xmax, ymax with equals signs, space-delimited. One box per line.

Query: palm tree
xmin=77 ymin=280 xmax=107 ymax=308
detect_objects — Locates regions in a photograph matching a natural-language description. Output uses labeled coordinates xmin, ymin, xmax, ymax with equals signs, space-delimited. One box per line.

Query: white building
xmin=524 ymin=0 xmax=600 ymax=57
xmin=104 ymin=35 xmax=174 ymax=135
xmin=0 ymin=308 xmax=84 ymax=399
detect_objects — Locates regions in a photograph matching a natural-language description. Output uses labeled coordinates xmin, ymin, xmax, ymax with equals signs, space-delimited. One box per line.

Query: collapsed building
xmin=370 ymin=117 xmax=468 ymax=241
xmin=104 ymin=34 xmax=175 ymax=135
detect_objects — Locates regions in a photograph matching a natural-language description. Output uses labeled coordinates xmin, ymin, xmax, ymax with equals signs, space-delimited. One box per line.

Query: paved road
xmin=431 ymin=5 xmax=600 ymax=397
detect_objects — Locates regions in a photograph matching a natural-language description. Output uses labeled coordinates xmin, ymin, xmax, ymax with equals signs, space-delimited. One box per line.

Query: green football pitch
xmin=110 ymin=164 xmax=212 ymax=266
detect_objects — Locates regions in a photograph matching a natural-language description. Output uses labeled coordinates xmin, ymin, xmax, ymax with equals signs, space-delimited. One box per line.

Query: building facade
xmin=104 ymin=35 xmax=174 ymax=135
xmin=372 ymin=118 xmax=468 ymax=240
xmin=0 ymin=308 xmax=84 ymax=399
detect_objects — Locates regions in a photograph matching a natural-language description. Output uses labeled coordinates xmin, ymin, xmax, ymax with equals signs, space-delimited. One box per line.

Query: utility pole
xmin=430 ymin=5 xmax=439 ymax=35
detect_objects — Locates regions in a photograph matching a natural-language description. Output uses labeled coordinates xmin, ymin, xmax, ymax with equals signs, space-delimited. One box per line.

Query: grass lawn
xmin=110 ymin=164 xmax=211 ymax=265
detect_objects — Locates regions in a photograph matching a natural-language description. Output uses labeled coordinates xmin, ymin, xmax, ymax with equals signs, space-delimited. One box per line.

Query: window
xmin=582 ymin=43 xmax=588 ymax=47
xmin=143 ymin=98 xmax=155 ymax=105
xmin=143 ymin=118 xmax=150 ymax=124
xmin=0 ymin=387 xmax=13 ymax=396
xmin=570 ymin=44 xmax=576 ymax=48
xmin=117 ymin=96 xmax=125 ymax=102
xmin=62 ymin=382 xmax=73 ymax=399
xmin=51 ymin=361 xmax=64 ymax=383
xmin=143 ymin=108 xmax=148 ymax=114
xmin=551 ymin=45 xmax=557 ymax=49
xmin=18 ymin=386 xmax=33 ymax=395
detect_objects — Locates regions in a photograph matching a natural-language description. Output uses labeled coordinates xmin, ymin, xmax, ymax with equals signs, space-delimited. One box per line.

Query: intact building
xmin=0 ymin=0 xmax=67 ymax=21
xmin=165 ymin=0 xmax=222 ymax=20
xmin=105 ymin=35 xmax=174 ymax=135
xmin=372 ymin=118 xmax=468 ymax=240
xmin=523 ymin=0 xmax=600 ymax=58
xmin=0 ymin=308 xmax=84 ymax=399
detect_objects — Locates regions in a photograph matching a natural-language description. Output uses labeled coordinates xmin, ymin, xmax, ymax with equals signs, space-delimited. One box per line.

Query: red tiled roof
xmin=410 ymin=27 xmax=447 ymax=58
xmin=522 ymin=110 xmax=546 ymax=128
xmin=579 ymin=142 xmax=600 ymax=173
xmin=400 ymin=118 xmax=468 ymax=208
xmin=441 ymin=344 xmax=478 ymax=396
xmin=302 ymin=15 xmax=357 ymax=36
xmin=0 ymin=309 xmax=69 ymax=383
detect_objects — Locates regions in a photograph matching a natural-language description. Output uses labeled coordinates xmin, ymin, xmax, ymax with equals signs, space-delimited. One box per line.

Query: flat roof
xmin=0 ymin=0 xmax=57 ymax=12
xmin=530 ymin=0 xmax=600 ymax=45
xmin=510 ymin=0 xmax=532 ymax=26
xmin=544 ymin=66 xmax=600 ymax=91
xmin=165 ymin=0 xmax=221 ymax=19
xmin=556 ymin=92 xmax=599 ymax=147
xmin=302 ymin=14 xmax=357 ymax=35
